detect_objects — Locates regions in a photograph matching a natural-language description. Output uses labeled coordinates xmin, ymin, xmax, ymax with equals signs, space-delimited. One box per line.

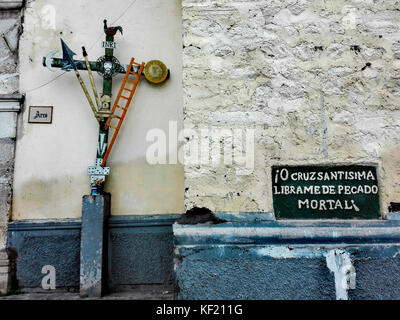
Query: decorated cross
xmin=43 ymin=20 xmax=169 ymax=195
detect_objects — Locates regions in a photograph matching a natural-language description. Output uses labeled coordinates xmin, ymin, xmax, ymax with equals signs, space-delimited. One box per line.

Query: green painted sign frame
xmin=272 ymin=165 xmax=380 ymax=219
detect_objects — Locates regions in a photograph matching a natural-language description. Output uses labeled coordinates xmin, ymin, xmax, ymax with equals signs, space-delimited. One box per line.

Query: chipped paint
xmin=254 ymin=246 xmax=325 ymax=259
xmin=326 ymin=249 xmax=355 ymax=300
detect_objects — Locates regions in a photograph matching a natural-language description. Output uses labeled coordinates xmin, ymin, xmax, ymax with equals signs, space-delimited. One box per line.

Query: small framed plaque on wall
xmin=28 ymin=106 xmax=53 ymax=124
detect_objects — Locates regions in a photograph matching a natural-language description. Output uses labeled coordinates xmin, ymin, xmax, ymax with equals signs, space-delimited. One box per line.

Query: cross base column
xmin=80 ymin=193 xmax=110 ymax=298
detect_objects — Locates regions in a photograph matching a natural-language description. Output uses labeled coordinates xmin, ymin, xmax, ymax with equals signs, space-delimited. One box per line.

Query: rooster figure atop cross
xmin=103 ymin=19 xmax=123 ymax=36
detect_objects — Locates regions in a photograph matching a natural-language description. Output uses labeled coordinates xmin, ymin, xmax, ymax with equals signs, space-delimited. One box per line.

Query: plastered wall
xmin=9 ymin=0 xmax=400 ymax=219
xmin=182 ymin=0 xmax=400 ymax=215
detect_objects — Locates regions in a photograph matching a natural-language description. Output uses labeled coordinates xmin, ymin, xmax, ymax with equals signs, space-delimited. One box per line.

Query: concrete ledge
xmin=7 ymin=219 xmax=81 ymax=289
xmin=0 ymin=94 xmax=24 ymax=139
xmin=0 ymin=94 xmax=24 ymax=112
xmin=386 ymin=212 xmax=400 ymax=220
xmin=109 ymin=214 xmax=180 ymax=228
xmin=8 ymin=219 xmax=81 ymax=231
xmin=174 ymin=220 xmax=400 ymax=246
xmin=214 ymin=212 xmax=275 ymax=222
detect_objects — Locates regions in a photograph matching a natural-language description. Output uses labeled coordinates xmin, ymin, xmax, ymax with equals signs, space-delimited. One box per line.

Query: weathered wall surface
xmin=183 ymin=0 xmax=400 ymax=215
xmin=6 ymin=215 xmax=178 ymax=289
xmin=0 ymin=0 xmax=24 ymax=293
xmin=0 ymin=2 xmax=21 ymax=94
xmin=13 ymin=0 xmax=184 ymax=219
xmin=0 ymin=95 xmax=22 ymax=249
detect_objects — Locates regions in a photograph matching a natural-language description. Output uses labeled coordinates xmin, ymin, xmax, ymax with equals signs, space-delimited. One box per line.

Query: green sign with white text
xmin=272 ymin=165 xmax=380 ymax=219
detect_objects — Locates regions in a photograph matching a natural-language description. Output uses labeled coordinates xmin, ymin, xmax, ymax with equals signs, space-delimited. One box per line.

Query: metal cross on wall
xmin=43 ymin=19 xmax=169 ymax=195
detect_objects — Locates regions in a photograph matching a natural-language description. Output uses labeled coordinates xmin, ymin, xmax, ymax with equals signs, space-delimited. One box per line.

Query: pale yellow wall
xmin=13 ymin=0 xmax=184 ymax=219
xmin=182 ymin=0 xmax=400 ymax=215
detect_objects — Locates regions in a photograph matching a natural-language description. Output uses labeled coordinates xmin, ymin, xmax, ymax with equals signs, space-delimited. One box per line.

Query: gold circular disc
xmin=144 ymin=60 xmax=168 ymax=84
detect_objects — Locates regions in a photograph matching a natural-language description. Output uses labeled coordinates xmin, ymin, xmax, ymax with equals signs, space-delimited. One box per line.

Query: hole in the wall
xmin=388 ymin=202 xmax=400 ymax=212
xmin=176 ymin=207 xmax=227 ymax=225
xmin=350 ymin=45 xmax=361 ymax=54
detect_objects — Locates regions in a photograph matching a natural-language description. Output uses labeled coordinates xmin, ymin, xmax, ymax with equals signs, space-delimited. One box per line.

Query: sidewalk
xmin=0 ymin=285 xmax=174 ymax=300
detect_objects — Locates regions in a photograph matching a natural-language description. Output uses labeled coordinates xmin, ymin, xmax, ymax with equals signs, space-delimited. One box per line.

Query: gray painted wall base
xmin=80 ymin=194 xmax=110 ymax=298
xmin=108 ymin=215 xmax=178 ymax=288
xmin=174 ymin=217 xmax=400 ymax=300
xmin=6 ymin=213 xmax=400 ymax=299
xmin=0 ymin=94 xmax=23 ymax=294
xmin=7 ymin=214 xmax=178 ymax=291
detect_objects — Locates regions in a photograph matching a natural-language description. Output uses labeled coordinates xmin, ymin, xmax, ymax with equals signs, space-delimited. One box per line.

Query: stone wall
xmin=0 ymin=0 xmax=22 ymax=94
xmin=0 ymin=0 xmax=24 ymax=293
xmin=182 ymin=0 xmax=400 ymax=215
xmin=0 ymin=95 xmax=22 ymax=251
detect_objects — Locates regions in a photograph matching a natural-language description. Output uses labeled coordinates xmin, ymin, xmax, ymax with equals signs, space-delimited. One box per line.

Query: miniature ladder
xmin=101 ymin=58 xmax=145 ymax=167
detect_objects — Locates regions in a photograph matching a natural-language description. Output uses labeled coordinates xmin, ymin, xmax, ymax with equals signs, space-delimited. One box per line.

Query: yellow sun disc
xmin=144 ymin=60 xmax=168 ymax=84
